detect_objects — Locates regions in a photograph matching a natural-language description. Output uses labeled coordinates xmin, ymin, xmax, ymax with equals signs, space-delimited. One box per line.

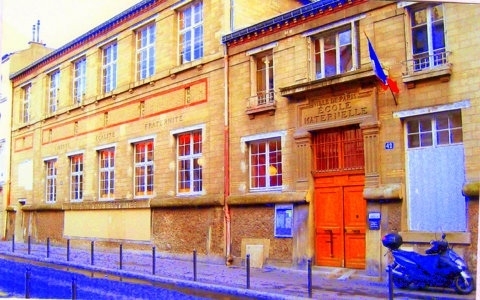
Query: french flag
xmin=367 ymin=37 xmax=399 ymax=94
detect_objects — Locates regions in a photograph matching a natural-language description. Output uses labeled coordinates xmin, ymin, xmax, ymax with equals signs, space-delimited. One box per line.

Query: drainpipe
xmin=223 ymin=43 xmax=233 ymax=265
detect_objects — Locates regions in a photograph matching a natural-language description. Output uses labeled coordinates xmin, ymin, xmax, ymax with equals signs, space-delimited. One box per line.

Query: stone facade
xmin=6 ymin=0 xmax=305 ymax=255
xmin=223 ymin=0 xmax=480 ymax=277
xmin=5 ymin=0 xmax=480 ymax=280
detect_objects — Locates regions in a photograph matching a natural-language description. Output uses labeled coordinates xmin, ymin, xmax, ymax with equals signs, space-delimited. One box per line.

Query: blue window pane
xmin=432 ymin=22 xmax=445 ymax=50
xmin=412 ymin=26 xmax=428 ymax=54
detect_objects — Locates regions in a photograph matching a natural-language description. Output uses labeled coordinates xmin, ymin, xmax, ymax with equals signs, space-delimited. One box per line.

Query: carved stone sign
xmin=299 ymin=92 xmax=373 ymax=127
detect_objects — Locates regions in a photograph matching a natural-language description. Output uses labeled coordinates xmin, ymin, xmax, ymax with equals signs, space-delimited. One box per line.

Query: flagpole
xmin=389 ymin=86 xmax=398 ymax=106
xmin=364 ymin=32 xmax=398 ymax=105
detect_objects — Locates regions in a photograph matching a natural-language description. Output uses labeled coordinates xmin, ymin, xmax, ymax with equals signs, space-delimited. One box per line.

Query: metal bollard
xmin=25 ymin=268 xmax=31 ymax=299
xmin=308 ymin=259 xmax=312 ymax=298
xmin=28 ymin=236 xmax=31 ymax=255
xmin=71 ymin=276 xmax=77 ymax=300
xmin=193 ymin=249 xmax=197 ymax=281
xmin=119 ymin=244 xmax=123 ymax=270
xmin=67 ymin=239 xmax=70 ymax=262
xmin=12 ymin=234 xmax=15 ymax=253
xmin=388 ymin=265 xmax=394 ymax=300
xmin=47 ymin=237 xmax=50 ymax=258
xmin=90 ymin=241 xmax=94 ymax=265
xmin=246 ymin=254 xmax=250 ymax=289
xmin=152 ymin=246 xmax=156 ymax=275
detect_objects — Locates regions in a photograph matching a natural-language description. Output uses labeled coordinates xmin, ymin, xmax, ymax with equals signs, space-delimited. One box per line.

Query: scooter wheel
xmin=454 ymin=276 xmax=474 ymax=295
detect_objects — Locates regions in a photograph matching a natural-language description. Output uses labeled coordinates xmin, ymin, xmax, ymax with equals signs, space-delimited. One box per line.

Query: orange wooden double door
xmin=314 ymin=174 xmax=366 ymax=269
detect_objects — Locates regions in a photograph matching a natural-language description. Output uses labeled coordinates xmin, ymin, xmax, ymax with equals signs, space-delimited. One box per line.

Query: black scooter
xmin=382 ymin=232 xmax=474 ymax=295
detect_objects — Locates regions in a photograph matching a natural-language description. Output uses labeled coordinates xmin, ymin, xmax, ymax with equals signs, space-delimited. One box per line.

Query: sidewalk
xmin=0 ymin=240 xmax=474 ymax=299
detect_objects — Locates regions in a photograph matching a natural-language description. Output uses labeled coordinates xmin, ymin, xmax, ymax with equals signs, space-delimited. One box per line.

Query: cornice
xmin=10 ymin=0 xmax=165 ymax=82
xmin=222 ymin=0 xmax=367 ymax=47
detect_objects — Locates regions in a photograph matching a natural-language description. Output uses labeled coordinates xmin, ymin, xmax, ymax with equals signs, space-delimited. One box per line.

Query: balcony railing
xmin=402 ymin=51 xmax=452 ymax=87
xmin=246 ymin=89 xmax=276 ymax=118
xmin=404 ymin=51 xmax=451 ymax=74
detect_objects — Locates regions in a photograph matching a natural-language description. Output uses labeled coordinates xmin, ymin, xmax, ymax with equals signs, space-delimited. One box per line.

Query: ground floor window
xmin=177 ymin=130 xmax=203 ymax=194
xmin=405 ymin=110 xmax=465 ymax=231
xmin=98 ymin=148 xmax=115 ymax=200
xmin=312 ymin=125 xmax=364 ymax=174
xmin=134 ymin=140 xmax=154 ymax=197
xmin=45 ymin=159 xmax=57 ymax=203
xmin=70 ymin=154 xmax=83 ymax=202
xmin=249 ymin=138 xmax=282 ymax=190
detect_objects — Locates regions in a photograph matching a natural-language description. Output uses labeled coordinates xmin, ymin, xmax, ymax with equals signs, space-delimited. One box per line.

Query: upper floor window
xmin=177 ymin=130 xmax=202 ymax=194
xmin=73 ymin=57 xmax=86 ymax=104
xmin=45 ymin=159 xmax=57 ymax=203
xmin=98 ymin=148 xmax=115 ymax=200
xmin=249 ymin=138 xmax=282 ymax=191
xmin=136 ymin=24 xmax=156 ymax=80
xmin=179 ymin=1 xmax=203 ymax=64
xmin=70 ymin=154 xmax=83 ymax=202
xmin=406 ymin=110 xmax=462 ymax=149
xmin=256 ymin=51 xmax=274 ymax=104
xmin=313 ymin=25 xmax=354 ymax=79
xmin=21 ymin=84 xmax=31 ymax=123
xmin=133 ymin=140 xmax=154 ymax=197
xmin=410 ymin=4 xmax=445 ymax=71
xmin=102 ymin=43 xmax=117 ymax=93
xmin=48 ymin=70 xmax=60 ymax=114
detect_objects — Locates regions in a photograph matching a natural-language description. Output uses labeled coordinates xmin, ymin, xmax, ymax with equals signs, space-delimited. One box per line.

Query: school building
xmin=5 ymin=0 xmax=480 ymax=279
xmin=222 ymin=0 xmax=480 ymax=276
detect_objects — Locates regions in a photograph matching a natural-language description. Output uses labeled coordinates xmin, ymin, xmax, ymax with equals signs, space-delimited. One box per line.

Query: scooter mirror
xmin=441 ymin=233 xmax=446 ymax=240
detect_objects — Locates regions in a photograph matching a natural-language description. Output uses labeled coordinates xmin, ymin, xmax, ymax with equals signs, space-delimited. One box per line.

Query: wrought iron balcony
xmin=402 ymin=51 xmax=452 ymax=88
xmin=246 ymin=89 xmax=276 ymax=119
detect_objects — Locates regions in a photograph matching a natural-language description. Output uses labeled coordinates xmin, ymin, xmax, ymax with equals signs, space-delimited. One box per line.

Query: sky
xmin=1 ymin=0 xmax=141 ymax=56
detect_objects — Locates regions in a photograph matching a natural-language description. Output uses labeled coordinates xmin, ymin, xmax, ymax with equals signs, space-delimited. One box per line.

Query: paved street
xmin=0 ymin=240 xmax=475 ymax=299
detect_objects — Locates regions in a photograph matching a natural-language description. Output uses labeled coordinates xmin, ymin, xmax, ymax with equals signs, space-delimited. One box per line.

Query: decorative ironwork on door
xmin=312 ymin=125 xmax=364 ymax=174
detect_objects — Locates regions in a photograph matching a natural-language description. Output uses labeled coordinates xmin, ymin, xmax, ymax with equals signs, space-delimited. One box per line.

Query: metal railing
xmin=246 ymin=89 xmax=276 ymax=109
xmin=404 ymin=50 xmax=451 ymax=74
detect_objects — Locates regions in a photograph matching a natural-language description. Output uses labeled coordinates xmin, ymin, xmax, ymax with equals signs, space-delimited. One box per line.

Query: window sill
xmin=227 ymin=191 xmax=307 ymax=206
xmin=246 ymin=102 xmax=276 ymax=119
xmin=169 ymin=53 xmax=223 ymax=78
xmin=402 ymin=63 xmax=452 ymax=89
xmin=279 ymin=66 xmax=375 ymax=98
xmin=399 ymin=231 xmax=471 ymax=245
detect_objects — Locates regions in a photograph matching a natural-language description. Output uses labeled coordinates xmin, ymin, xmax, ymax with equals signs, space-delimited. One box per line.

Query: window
xmin=177 ymin=131 xmax=202 ymax=194
xmin=179 ymin=1 xmax=203 ymax=64
xmin=313 ymin=125 xmax=364 ymax=173
xmin=136 ymin=24 xmax=156 ymax=80
xmin=406 ymin=111 xmax=462 ymax=148
xmin=313 ymin=26 xmax=353 ymax=79
xmin=134 ymin=140 xmax=154 ymax=197
xmin=255 ymin=51 xmax=274 ymax=105
xmin=48 ymin=70 xmax=60 ymax=114
xmin=45 ymin=159 xmax=57 ymax=203
xmin=21 ymin=84 xmax=31 ymax=123
xmin=410 ymin=4 xmax=446 ymax=71
xmin=73 ymin=57 xmax=86 ymax=104
xmin=70 ymin=154 xmax=83 ymax=202
xmin=102 ymin=43 xmax=117 ymax=93
xmin=250 ymin=138 xmax=282 ymax=190
xmin=99 ymin=148 xmax=115 ymax=200
xmin=405 ymin=110 xmax=465 ymax=232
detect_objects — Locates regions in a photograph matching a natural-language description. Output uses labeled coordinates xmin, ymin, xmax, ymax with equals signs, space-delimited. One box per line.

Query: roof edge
xmin=10 ymin=0 xmax=162 ymax=81
xmin=222 ymin=0 xmax=364 ymax=45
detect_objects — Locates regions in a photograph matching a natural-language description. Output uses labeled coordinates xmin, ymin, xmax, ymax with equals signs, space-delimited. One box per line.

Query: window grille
xmin=313 ymin=126 xmax=364 ymax=173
